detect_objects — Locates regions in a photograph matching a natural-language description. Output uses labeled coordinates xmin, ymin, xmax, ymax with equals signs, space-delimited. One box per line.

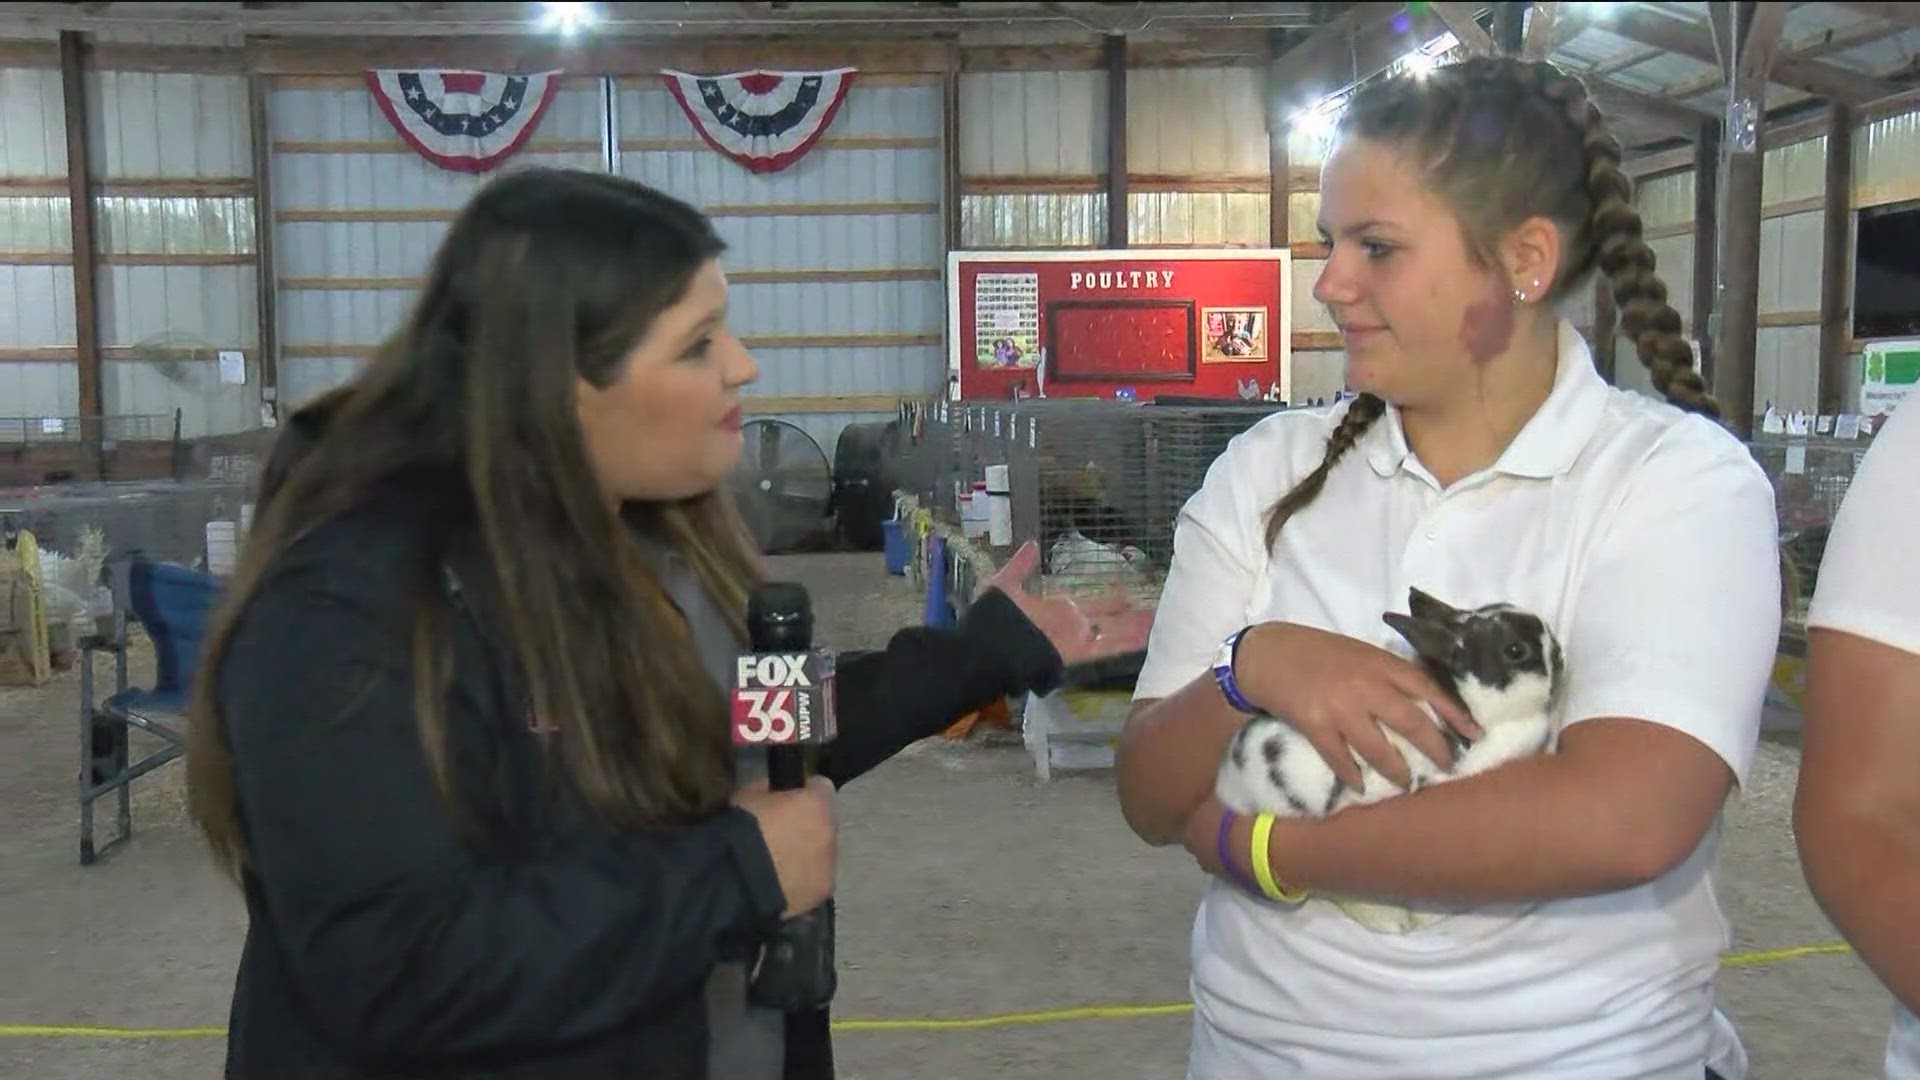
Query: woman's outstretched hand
xmin=986 ymin=540 xmax=1155 ymax=668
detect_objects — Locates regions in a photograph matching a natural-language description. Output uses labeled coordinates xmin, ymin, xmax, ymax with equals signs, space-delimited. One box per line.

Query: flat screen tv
xmin=1853 ymin=197 xmax=1920 ymax=340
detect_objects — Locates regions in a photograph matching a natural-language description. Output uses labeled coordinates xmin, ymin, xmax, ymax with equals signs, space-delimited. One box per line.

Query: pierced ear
xmin=1502 ymin=215 xmax=1562 ymax=303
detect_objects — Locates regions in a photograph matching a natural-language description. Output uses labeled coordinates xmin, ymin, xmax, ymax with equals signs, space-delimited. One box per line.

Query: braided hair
xmin=1264 ymin=56 xmax=1717 ymax=553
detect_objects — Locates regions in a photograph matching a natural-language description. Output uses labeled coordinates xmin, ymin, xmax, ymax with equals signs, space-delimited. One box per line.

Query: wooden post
xmin=1690 ymin=119 xmax=1720 ymax=382
xmin=1592 ymin=279 xmax=1617 ymax=383
xmin=59 ymin=30 xmax=104 ymax=478
xmin=1818 ymin=103 xmax=1854 ymax=415
xmin=943 ymin=72 xmax=962 ymax=252
xmin=1493 ymin=3 xmax=1527 ymax=54
xmin=1104 ymin=34 xmax=1127 ymax=249
xmin=1266 ymin=28 xmax=1291 ymax=249
xmin=247 ymin=71 xmax=280 ymax=423
xmin=1710 ymin=0 xmax=1779 ymax=437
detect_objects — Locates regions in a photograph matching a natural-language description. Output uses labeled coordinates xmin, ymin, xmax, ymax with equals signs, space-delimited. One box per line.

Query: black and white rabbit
xmin=1214 ymin=587 xmax=1565 ymax=930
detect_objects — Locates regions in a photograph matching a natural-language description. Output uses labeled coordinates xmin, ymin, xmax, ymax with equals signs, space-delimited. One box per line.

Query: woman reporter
xmin=190 ymin=166 xmax=1140 ymax=1080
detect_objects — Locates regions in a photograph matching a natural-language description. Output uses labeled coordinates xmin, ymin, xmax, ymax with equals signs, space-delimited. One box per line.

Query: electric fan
xmin=729 ymin=418 xmax=834 ymax=554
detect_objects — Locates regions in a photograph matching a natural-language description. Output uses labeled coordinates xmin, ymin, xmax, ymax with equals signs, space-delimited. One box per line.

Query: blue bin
xmin=882 ymin=518 xmax=909 ymax=576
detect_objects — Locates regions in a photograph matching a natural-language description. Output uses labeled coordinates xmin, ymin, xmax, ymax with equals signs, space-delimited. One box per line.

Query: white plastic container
xmin=984 ymin=464 xmax=1012 ymax=546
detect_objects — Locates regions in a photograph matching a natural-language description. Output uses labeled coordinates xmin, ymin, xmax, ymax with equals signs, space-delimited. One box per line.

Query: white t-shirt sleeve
xmin=1557 ymin=419 xmax=1782 ymax=787
xmin=1132 ymin=430 xmax=1270 ymax=702
xmin=1806 ymin=402 xmax=1920 ymax=656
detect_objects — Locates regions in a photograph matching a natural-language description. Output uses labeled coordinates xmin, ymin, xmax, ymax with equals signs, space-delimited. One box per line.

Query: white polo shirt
xmin=1135 ymin=320 xmax=1781 ymax=1080
xmin=1802 ymin=397 xmax=1920 ymax=1080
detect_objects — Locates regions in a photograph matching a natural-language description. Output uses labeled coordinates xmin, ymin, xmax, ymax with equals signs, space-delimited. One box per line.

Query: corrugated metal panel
xmin=1757 ymin=325 xmax=1820 ymax=412
xmin=1637 ymin=172 xmax=1694 ymax=229
xmin=67 ymin=72 xmax=260 ymax=435
xmin=1127 ymin=68 xmax=1267 ymax=177
xmin=1289 ymin=257 xmax=1333 ymax=334
xmin=959 ymin=71 xmax=1104 ymax=250
xmin=0 ymin=361 xmax=80 ymax=421
xmin=959 ymin=71 xmax=1104 ymax=176
xmin=1287 ymin=191 xmax=1319 ymax=244
xmin=1290 ymin=351 xmax=1345 ymax=402
xmin=1763 ymin=136 xmax=1826 ymax=205
xmin=959 ymin=192 xmax=1103 ymax=247
xmin=3 ymin=64 xmax=73 ymax=420
xmin=271 ymin=82 xmax=605 ymax=408
xmin=89 ymin=71 xmax=250 ymax=178
xmin=1856 ymin=109 xmax=1920 ymax=208
xmin=1 ymin=68 xmax=66 ymax=174
xmin=620 ymin=78 xmax=943 ymax=464
xmin=1759 ymin=210 xmax=1823 ymax=314
xmin=1128 ymin=191 xmax=1268 ymax=247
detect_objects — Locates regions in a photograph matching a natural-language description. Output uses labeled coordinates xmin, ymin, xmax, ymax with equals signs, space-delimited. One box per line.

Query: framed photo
xmin=1201 ymin=307 xmax=1267 ymax=363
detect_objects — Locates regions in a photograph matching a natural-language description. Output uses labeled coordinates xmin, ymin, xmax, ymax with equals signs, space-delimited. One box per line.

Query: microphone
xmin=732 ymin=581 xmax=838 ymax=1011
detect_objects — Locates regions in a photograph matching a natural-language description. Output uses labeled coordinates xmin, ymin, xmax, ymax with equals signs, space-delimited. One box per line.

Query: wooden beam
xmin=59 ymin=30 xmax=104 ymax=480
xmin=1626 ymin=144 xmax=1696 ymax=179
xmin=1104 ymin=33 xmax=1127 ymax=249
xmin=1269 ymin=3 xmax=1446 ymax=111
xmin=1585 ymin=78 xmax=1716 ymax=133
xmin=1649 ymin=13 xmax=1895 ymax=104
xmin=1522 ymin=2 xmax=1558 ymax=60
xmin=1818 ymin=104 xmax=1854 ymax=414
xmin=1830 ymin=1 xmax=1920 ymax=30
xmin=1431 ymin=3 xmax=1496 ymax=55
xmin=1608 ymin=4 xmax=1897 ymax=105
xmin=1691 ymin=120 xmax=1720 ymax=381
xmin=248 ymin=71 xmax=279 ymax=420
xmin=1737 ymin=2 xmax=1789 ymax=91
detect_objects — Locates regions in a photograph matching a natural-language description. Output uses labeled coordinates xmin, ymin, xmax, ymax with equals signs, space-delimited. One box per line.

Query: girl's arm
xmin=1206 ymin=424 xmax=1784 ymax=901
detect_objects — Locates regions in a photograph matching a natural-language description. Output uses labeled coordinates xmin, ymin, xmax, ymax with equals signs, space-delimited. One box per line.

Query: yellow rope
xmin=0 ymin=942 xmax=1857 ymax=1040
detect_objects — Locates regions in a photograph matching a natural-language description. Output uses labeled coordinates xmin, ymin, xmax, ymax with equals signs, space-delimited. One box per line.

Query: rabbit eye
xmin=1504 ymin=642 xmax=1530 ymax=662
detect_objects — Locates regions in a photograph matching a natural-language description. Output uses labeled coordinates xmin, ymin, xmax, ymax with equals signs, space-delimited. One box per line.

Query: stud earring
xmin=1513 ymin=287 xmax=1527 ymax=303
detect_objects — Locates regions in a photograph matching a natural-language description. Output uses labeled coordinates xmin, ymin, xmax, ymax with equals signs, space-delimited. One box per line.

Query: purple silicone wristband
xmin=1215 ymin=810 xmax=1261 ymax=894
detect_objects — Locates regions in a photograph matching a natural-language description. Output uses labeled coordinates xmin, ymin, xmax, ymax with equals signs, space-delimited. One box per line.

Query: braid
xmin=1532 ymin=67 xmax=1721 ymax=420
xmin=1263 ymin=393 xmax=1386 ymax=553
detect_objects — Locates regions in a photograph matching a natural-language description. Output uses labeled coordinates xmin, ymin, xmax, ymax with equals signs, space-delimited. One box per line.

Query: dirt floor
xmin=0 ymin=553 xmax=1897 ymax=1079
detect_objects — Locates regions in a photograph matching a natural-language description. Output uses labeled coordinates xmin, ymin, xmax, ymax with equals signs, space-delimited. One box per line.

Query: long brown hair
xmin=189 ymin=167 xmax=763 ymax=875
xmin=1265 ymin=56 xmax=1721 ymax=552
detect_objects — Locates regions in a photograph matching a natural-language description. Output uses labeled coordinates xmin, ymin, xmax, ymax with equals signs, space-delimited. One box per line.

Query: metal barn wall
xmin=958 ymin=71 xmax=1107 ymax=248
xmin=616 ymin=75 xmax=945 ymax=466
xmin=1625 ymin=136 xmax=1845 ymax=414
xmin=1126 ymin=67 xmax=1270 ymax=248
xmin=1283 ymin=131 xmax=1348 ymax=402
xmin=0 ymin=63 xmax=77 ymax=428
xmin=268 ymin=75 xmax=604 ymax=409
xmin=88 ymin=68 xmax=258 ymax=438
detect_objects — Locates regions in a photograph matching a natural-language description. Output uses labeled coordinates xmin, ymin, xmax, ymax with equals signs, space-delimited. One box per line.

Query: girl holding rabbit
xmin=1118 ymin=56 xmax=1782 ymax=1079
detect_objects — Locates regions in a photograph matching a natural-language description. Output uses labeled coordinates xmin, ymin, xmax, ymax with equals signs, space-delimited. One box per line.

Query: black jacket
xmin=214 ymin=468 xmax=1062 ymax=1079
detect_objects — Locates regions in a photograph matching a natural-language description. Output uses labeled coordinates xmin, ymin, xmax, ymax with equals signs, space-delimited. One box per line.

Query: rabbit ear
xmin=1406 ymin=587 xmax=1459 ymax=622
xmin=1383 ymin=611 xmax=1463 ymax=665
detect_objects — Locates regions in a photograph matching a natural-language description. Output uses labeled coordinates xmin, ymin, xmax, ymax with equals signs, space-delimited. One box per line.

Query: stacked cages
xmin=1748 ymin=430 xmax=1878 ymax=627
xmin=1141 ymin=402 xmax=1291 ymax=566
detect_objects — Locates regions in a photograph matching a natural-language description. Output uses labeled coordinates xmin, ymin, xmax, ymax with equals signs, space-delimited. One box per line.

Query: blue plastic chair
xmin=78 ymin=556 xmax=224 ymax=865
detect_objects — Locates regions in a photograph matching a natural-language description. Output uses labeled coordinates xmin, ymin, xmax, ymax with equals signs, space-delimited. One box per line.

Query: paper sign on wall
xmin=218 ymin=350 xmax=247 ymax=385
xmin=1861 ymin=341 xmax=1920 ymax=418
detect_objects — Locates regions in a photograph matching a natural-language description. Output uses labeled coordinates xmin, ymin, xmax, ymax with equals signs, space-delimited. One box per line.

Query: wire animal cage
xmin=1141 ymin=402 xmax=1291 ymax=566
xmin=994 ymin=400 xmax=1159 ymax=603
xmin=1748 ymin=430 xmax=1877 ymax=625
